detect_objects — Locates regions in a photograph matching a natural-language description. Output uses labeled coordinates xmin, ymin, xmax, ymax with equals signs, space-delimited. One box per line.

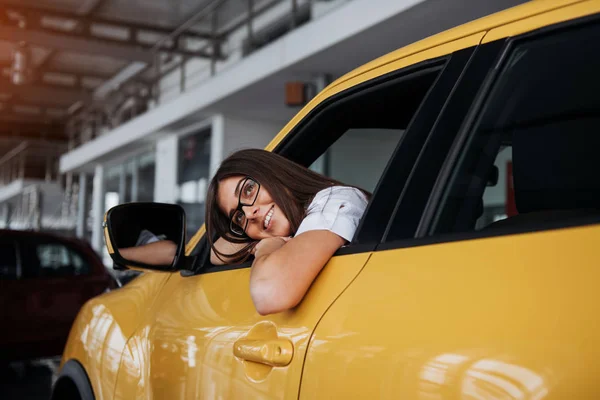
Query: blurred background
xmin=0 ymin=0 xmax=527 ymax=397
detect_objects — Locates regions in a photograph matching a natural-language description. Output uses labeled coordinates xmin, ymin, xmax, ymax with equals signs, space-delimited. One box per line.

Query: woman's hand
xmin=119 ymin=240 xmax=177 ymax=266
xmin=252 ymin=237 xmax=291 ymax=259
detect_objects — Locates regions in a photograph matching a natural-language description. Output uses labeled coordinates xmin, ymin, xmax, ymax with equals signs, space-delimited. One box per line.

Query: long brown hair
xmin=205 ymin=148 xmax=365 ymax=263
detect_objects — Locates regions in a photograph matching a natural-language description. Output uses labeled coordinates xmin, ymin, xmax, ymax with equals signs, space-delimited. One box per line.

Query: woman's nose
xmin=242 ymin=204 xmax=259 ymax=219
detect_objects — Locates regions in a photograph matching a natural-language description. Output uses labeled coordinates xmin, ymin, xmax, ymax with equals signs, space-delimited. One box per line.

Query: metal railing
xmin=67 ymin=0 xmax=351 ymax=149
xmin=0 ymin=141 xmax=74 ymax=232
xmin=0 ymin=141 xmax=66 ymax=186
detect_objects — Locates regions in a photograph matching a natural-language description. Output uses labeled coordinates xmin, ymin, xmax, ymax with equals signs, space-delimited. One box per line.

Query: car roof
xmin=331 ymin=0 xmax=584 ymax=89
xmin=0 ymin=229 xmax=89 ymax=247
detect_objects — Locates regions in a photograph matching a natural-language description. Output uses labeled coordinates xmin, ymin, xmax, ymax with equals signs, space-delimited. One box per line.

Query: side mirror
xmin=103 ymin=202 xmax=187 ymax=272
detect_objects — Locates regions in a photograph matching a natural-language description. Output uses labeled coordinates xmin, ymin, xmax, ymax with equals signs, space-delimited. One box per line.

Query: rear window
xmin=35 ymin=242 xmax=92 ymax=277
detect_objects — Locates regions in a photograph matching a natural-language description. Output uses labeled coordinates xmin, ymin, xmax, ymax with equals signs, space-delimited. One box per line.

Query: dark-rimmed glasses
xmin=229 ymin=177 xmax=261 ymax=236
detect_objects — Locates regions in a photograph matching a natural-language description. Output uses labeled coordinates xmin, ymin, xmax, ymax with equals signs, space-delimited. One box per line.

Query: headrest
xmin=512 ymin=118 xmax=600 ymax=214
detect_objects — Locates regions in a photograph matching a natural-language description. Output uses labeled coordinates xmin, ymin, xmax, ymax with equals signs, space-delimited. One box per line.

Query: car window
xmin=310 ymin=128 xmax=404 ymax=193
xmin=429 ymin=21 xmax=600 ymax=236
xmin=194 ymin=48 xmax=482 ymax=268
xmin=297 ymin=68 xmax=441 ymax=195
xmin=0 ymin=241 xmax=19 ymax=280
xmin=278 ymin=60 xmax=450 ymax=245
xmin=35 ymin=242 xmax=92 ymax=278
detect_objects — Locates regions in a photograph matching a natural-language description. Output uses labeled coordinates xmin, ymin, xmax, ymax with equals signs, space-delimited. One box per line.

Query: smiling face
xmin=217 ymin=175 xmax=292 ymax=240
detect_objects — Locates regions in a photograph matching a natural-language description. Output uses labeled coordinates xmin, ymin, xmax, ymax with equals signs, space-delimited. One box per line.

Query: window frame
xmin=382 ymin=13 xmax=600 ymax=251
xmin=190 ymin=50 xmax=476 ymax=275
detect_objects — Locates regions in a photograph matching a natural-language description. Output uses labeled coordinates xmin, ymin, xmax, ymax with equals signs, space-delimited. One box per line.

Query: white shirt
xmin=294 ymin=186 xmax=368 ymax=242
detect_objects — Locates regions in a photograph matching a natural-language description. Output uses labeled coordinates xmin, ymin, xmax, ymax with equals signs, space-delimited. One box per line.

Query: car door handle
xmin=233 ymin=338 xmax=293 ymax=367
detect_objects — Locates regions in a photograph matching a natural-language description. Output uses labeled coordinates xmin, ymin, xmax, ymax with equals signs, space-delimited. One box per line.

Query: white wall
xmin=91 ymin=164 xmax=105 ymax=252
xmin=222 ymin=115 xmax=281 ymax=157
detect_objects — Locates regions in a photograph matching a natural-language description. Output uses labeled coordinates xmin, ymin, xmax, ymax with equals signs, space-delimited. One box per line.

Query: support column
xmin=91 ymin=164 xmax=105 ymax=253
xmin=31 ymin=185 xmax=42 ymax=231
xmin=131 ymin=158 xmax=139 ymax=202
xmin=154 ymin=136 xmax=178 ymax=203
xmin=210 ymin=114 xmax=225 ymax=180
xmin=76 ymin=173 xmax=89 ymax=239
xmin=1 ymin=203 xmax=11 ymax=228
xmin=118 ymin=164 xmax=126 ymax=204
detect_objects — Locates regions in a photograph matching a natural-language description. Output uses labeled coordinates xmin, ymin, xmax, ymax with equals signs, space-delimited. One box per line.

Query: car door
xmin=300 ymin=6 xmax=600 ymax=399
xmin=0 ymin=236 xmax=28 ymax=361
xmin=19 ymin=236 xmax=98 ymax=357
xmin=111 ymin=36 xmax=479 ymax=399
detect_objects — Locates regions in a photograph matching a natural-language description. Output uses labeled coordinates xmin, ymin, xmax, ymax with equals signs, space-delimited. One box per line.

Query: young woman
xmin=205 ymin=148 xmax=369 ymax=315
xmin=119 ymin=148 xmax=369 ymax=315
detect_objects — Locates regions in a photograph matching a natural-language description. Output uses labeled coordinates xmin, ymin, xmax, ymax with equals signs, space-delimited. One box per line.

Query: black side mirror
xmin=104 ymin=202 xmax=187 ymax=272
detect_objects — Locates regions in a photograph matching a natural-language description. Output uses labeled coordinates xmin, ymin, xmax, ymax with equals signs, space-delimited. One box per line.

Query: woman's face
xmin=217 ymin=175 xmax=292 ymax=240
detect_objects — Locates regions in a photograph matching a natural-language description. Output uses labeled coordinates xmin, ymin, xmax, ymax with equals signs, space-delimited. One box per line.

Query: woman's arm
xmin=249 ymin=231 xmax=345 ymax=315
xmin=210 ymin=237 xmax=250 ymax=265
xmin=119 ymin=240 xmax=177 ymax=266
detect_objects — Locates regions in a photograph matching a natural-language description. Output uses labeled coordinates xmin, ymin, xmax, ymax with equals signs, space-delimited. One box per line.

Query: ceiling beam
xmin=35 ymin=0 xmax=111 ymax=84
xmin=0 ymin=25 xmax=217 ymax=61
xmin=1 ymin=97 xmax=66 ymax=112
xmin=0 ymin=61 xmax=123 ymax=82
xmin=0 ymin=78 xmax=92 ymax=104
xmin=0 ymin=120 xmax=64 ymax=139
xmin=1 ymin=63 xmax=151 ymax=95
xmin=0 ymin=25 xmax=154 ymax=63
xmin=0 ymin=136 xmax=67 ymax=148
xmin=0 ymin=108 xmax=64 ymax=124
xmin=3 ymin=4 xmax=218 ymax=41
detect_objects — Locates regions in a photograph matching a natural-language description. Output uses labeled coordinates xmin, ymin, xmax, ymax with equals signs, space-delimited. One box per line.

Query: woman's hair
xmin=205 ymin=148 xmax=363 ymax=264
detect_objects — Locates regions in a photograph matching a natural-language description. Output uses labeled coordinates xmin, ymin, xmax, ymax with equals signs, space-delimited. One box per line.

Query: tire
xmin=50 ymin=360 xmax=94 ymax=400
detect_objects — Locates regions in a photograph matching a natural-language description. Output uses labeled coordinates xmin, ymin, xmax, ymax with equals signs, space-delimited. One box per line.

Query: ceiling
xmin=0 ymin=0 xmax=254 ymax=158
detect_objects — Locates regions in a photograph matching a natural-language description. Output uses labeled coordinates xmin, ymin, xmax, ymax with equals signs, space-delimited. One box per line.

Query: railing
xmin=0 ymin=141 xmax=66 ymax=186
xmin=0 ymin=141 xmax=75 ymax=232
xmin=66 ymin=0 xmax=352 ymax=149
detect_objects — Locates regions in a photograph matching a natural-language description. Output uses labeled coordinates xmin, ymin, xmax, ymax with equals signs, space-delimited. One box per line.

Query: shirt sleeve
xmin=294 ymin=186 xmax=368 ymax=242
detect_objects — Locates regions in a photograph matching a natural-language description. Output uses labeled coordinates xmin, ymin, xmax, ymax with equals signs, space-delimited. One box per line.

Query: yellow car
xmin=52 ymin=1 xmax=600 ymax=399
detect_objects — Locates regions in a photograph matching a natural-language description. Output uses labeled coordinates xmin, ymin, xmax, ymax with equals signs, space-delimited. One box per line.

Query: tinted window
xmin=0 ymin=241 xmax=18 ymax=279
xmin=431 ymin=22 xmax=600 ymax=235
xmin=35 ymin=242 xmax=92 ymax=278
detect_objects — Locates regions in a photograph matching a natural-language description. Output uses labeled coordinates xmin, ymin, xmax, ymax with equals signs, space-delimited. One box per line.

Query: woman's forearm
xmin=249 ymin=231 xmax=345 ymax=315
xmin=119 ymin=240 xmax=177 ymax=266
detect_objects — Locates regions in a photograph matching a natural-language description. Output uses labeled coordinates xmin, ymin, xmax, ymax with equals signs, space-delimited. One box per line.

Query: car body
xmin=53 ymin=1 xmax=600 ymax=399
xmin=0 ymin=229 xmax=118 ymax=363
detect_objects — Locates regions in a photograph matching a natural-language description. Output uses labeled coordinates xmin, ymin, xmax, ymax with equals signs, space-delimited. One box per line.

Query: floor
xmin=0 ymin=359 xmax=59 ymax=400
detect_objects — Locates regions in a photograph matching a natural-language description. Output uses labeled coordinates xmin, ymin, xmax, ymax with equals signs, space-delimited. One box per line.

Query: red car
xmin=0 ymin=230 xmax=118 ymax=363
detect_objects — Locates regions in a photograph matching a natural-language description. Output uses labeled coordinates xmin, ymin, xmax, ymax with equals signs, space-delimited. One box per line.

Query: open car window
xmin=196 ymin=57 xmax=460 ymax=271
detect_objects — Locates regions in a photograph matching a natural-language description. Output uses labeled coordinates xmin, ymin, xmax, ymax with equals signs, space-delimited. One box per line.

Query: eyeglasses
xmin=229 ymin=177 xmax=261 ymax=236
